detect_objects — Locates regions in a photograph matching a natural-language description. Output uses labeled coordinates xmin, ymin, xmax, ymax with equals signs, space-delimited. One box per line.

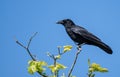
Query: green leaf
xmin=55 ymin=55 xmax=61 ymax=59
xmin=28 ymin=65 xmax=37 ymax=74
xmin=56 ymin=63 xmax=67 ymax=69
xmin=48 ymin=63 xmax=67 ymax=73
xmin=48 ymin=65 xmax=56 ymax=73
xmin=28 ymin=60 xmax=47 ymax=74
xmin=89 ymin=62 xmax=108 ymax=73
xmin=63 ymin=45 xmax=72 ymax=53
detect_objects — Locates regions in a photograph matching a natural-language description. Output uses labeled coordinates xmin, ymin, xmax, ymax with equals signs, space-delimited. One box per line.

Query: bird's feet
xmin=77 ymin=45 xmax=82 ymax=51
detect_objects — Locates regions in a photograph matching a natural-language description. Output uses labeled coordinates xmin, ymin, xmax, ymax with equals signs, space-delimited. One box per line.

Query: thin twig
xmin=16 ymin=32 xmax=37 ymax=61
xmin=57 ymin=46 xmax=64 ymax=55
xmin=58 ymin=47 xmax=61 ymax=55
xmin=68 ymin=48 xmax=81 ymax=77
xmin=16 ymin=40 xmax=36 ymax=61
xmin=15 ymin=32 xmax=48 ymax=77
xmin=27 ymin=32 xmax=38 ymax=48
xmin=54 ymin=58 xmax=58 ymax=77
xmin=16 ymin=40 xmax=26 ymax=49
xmin=47 ymin=53 xmax=58 ymax=77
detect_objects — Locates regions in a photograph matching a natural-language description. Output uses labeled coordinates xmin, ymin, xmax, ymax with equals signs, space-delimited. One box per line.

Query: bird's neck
xmin=64 ymin=23 xmax=75 ymax=28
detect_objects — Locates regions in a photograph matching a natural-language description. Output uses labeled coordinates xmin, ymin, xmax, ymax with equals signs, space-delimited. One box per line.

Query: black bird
xmin=57 ymin=19 xmax=113 ymax=54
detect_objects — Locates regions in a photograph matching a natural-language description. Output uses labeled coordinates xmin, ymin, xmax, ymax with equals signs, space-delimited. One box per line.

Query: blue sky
xmin=1 ymin=0 xmax=120 ymax=77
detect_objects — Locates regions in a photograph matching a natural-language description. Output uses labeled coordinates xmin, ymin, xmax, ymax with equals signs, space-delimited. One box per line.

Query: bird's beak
xmin=56 ymin=20 xmax=64 ymax=24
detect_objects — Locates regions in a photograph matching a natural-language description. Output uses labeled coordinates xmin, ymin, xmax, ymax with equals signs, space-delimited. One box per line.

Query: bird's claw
xmin=77 ymin=45 xmax=82 ymax=51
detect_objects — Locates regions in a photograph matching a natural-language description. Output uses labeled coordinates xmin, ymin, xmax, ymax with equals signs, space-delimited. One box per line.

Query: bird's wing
xmin=71 ymin=26 xmax=101 ymax=42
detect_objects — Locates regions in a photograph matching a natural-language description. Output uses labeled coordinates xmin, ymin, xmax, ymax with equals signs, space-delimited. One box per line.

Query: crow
xmin=57 ymin=19 xmax=113 ymax=54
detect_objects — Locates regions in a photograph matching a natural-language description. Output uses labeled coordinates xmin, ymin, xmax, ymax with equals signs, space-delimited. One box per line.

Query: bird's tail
xmin=95 ymin=41 xmax=113 ymax=54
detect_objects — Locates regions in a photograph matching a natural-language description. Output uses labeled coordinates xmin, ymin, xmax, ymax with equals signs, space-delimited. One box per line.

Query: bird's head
xmin=56 ymin=19 xmax=75 ymax=27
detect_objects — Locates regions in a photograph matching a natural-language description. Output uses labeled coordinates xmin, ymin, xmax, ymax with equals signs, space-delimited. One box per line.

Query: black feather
xmin=57 ymin=19 xmax=113 ymax=54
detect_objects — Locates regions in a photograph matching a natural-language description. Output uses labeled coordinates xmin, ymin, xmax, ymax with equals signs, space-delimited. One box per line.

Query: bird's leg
xmin=77 ymin=43 xmax=86 ymax=51
xmin=74 ymin=42 xmax=82 ymax=50
xmin=77 ymin=44 xmax=82 ymax=51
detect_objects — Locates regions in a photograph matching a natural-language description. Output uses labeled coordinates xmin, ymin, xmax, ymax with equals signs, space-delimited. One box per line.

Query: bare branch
xmin=16 ymin=39 xmax=36 ymax=61
xmin=58 ymin=47 xmax=61 ymax=55
xmin=16 ymin=40 xmax=27 ymax=49
xmin=15 ymin=32 xmax=37 ymax=61
xmin=27 ymin=32 xmax=38 ymax=48
xmin=15 ymin=32 xmax=48 ymax=77
xmin=68 ymin=47 xmax=82 ymax=77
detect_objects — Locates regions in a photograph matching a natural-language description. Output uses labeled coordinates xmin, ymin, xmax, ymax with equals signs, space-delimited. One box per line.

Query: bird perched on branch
xmin=57 ymin=19 xmax=113 ymax=54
